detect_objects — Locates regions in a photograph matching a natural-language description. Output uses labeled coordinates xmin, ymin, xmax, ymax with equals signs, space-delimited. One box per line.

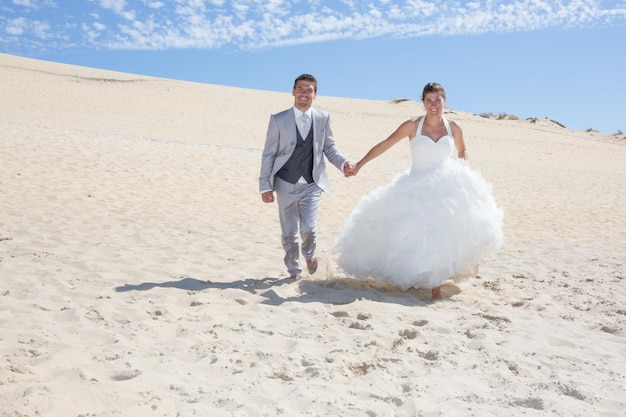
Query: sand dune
xmin=1 ymin=53 xmax=625 ymax=416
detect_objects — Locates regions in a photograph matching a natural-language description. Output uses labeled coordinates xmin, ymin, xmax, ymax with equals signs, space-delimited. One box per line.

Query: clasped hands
xmin=343 ymin=161 xmax=360 ymax=177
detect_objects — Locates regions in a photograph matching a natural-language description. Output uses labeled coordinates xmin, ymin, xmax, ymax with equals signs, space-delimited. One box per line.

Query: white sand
xmin=1 ymin=52 xmax=625 ymax=416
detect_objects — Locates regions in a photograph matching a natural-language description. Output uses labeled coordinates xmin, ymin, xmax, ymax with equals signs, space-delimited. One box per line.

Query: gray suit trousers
xmin=275 ymin=177 xmax=322 ymax=276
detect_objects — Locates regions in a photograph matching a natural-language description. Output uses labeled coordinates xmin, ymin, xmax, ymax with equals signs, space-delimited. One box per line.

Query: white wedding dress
xmin=335 ymin=117 xmax=504 ymax=290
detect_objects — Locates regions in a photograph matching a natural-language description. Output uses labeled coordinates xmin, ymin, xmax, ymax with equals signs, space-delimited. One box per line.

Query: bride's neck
xmin=423 ymin=115 xmax=444 ymax=127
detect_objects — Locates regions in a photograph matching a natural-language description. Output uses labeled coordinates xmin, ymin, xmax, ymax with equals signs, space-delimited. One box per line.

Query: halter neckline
xmin=416 ymin=116 xmax=452 ymax=143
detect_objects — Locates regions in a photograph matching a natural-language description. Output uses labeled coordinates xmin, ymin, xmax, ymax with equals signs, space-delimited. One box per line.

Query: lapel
xmin=310 ymin=108 xmax=319 ymax=146
xmin=285 ymin=109 xmax=297 ymax=145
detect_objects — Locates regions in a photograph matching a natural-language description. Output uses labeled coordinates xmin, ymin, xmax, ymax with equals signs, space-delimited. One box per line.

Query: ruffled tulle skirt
xmin=334 ymin=159 xmax=504 ymax=290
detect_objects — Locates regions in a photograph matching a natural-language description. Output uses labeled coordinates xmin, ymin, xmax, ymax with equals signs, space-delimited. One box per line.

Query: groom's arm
xmin=320 ymin=114 xmax=349 ymax=172
xmin=259 ymin=114 xmax=281 ymax=193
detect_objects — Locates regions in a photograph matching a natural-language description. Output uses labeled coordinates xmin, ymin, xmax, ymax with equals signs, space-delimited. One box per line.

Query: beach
xmin=1 ymin=53 xmax=625 ymax=416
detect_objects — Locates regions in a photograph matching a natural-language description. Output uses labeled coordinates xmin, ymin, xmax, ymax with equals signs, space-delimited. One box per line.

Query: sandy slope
xmin=1 ymin=53 xmax=625 ymax=417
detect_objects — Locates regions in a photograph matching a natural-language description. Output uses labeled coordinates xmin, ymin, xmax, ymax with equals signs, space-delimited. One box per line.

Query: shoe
xmin=289 ymin=274 xmax=301 ymax=280
xmin=306 ymin=257 xmax=318 ymax=274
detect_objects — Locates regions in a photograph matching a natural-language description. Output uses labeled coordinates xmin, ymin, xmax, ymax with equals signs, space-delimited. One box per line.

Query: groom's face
xmin=293 ymin=81 xmax=316 ymax=111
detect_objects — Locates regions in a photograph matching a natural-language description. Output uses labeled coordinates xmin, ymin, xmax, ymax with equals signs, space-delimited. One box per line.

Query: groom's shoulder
xmin=312 ymin=107 xmax=330 ymax=118
xmin=270 ymin=107 xmax=292 ymax=119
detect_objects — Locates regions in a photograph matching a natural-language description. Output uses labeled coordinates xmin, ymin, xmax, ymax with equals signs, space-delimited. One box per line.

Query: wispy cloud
xmin=1 ymin=0 xmax=625 ymax=52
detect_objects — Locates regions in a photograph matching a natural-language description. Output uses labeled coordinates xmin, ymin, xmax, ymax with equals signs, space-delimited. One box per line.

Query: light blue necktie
xmin=299 ymin=113 xmax=310 ymax=138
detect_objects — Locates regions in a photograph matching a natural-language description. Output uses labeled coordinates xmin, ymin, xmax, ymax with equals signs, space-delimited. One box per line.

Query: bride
xmin=336 ymin=82 xmax=504 ymax=300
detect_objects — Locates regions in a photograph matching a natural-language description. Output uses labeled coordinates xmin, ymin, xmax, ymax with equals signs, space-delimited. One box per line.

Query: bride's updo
xmin=421 ymin=82 xmax=446 ymax=101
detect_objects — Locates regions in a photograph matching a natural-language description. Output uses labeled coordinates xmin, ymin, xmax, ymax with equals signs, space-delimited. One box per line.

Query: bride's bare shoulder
xmin=401 ymin=117 xmax=421 ymax=139
xmin=403 ymin=116 xmax=421 ymax=127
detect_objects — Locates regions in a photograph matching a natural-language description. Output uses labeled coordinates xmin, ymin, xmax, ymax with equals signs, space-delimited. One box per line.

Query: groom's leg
xmin=276 ymin=179 xmax=302 ymax=277
xmin=299 ymin=184 xmax=322 ymax=261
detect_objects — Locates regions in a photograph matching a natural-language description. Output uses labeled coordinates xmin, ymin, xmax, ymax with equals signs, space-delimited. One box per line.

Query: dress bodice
xmin=410 ymin=117 xmax=454 ymax=171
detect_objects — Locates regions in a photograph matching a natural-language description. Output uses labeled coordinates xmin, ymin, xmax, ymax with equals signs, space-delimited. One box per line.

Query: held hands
xmin=343 ymin=162 xmax=354 ymax=177
xmin=343 ymin=161 xmax=361 ymax=177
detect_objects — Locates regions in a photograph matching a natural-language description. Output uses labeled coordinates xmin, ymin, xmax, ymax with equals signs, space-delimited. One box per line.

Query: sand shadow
xmin=114 ymin=276 xmax=295 ymax=293
xmin=259 ymin=277 xmax=462 ymax=307
xmin=114 ymin=276 xmax=461 ymax=307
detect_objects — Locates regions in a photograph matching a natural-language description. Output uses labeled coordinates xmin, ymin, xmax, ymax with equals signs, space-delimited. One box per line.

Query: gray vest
xmin=276 ymin=125 xmax=314 ymax=184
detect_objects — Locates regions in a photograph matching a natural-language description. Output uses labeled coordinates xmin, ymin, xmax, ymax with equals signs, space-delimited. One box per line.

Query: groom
xmin=259 ymin=74 xmax=353 ymax=279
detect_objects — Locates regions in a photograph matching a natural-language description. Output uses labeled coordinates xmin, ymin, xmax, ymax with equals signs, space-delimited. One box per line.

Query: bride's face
xmin=423 ymin=92 xmax=445 ymax=116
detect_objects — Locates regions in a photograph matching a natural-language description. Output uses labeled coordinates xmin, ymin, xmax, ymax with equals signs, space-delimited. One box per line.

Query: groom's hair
xmin=294 ymin=74 xmax=318 ymax=93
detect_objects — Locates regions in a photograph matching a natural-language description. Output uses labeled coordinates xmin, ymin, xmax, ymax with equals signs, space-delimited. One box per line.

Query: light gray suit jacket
xmin=259 ymin=107 xmax=347 ymax=194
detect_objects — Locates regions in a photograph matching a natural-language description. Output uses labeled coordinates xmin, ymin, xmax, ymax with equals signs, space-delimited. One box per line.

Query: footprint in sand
xmin=111 ymin=369 xmax=142 ymax=381
xmin=510 ymin=397 xmax=544 ymax=410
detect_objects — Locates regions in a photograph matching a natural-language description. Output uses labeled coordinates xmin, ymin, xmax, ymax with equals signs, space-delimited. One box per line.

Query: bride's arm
xmin=451 ymin=121 xmax=467 ymax=160
xmin=353 ymin=120 xmax=415 ymax=174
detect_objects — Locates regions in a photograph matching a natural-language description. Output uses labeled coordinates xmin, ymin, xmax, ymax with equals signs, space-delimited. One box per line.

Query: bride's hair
xmin=421 ymin=82 xmax=446 ymax=101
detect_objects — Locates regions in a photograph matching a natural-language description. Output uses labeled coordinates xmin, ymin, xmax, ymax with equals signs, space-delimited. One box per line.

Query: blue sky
xmin=2 ymin=0 xmax=625 ymax=134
